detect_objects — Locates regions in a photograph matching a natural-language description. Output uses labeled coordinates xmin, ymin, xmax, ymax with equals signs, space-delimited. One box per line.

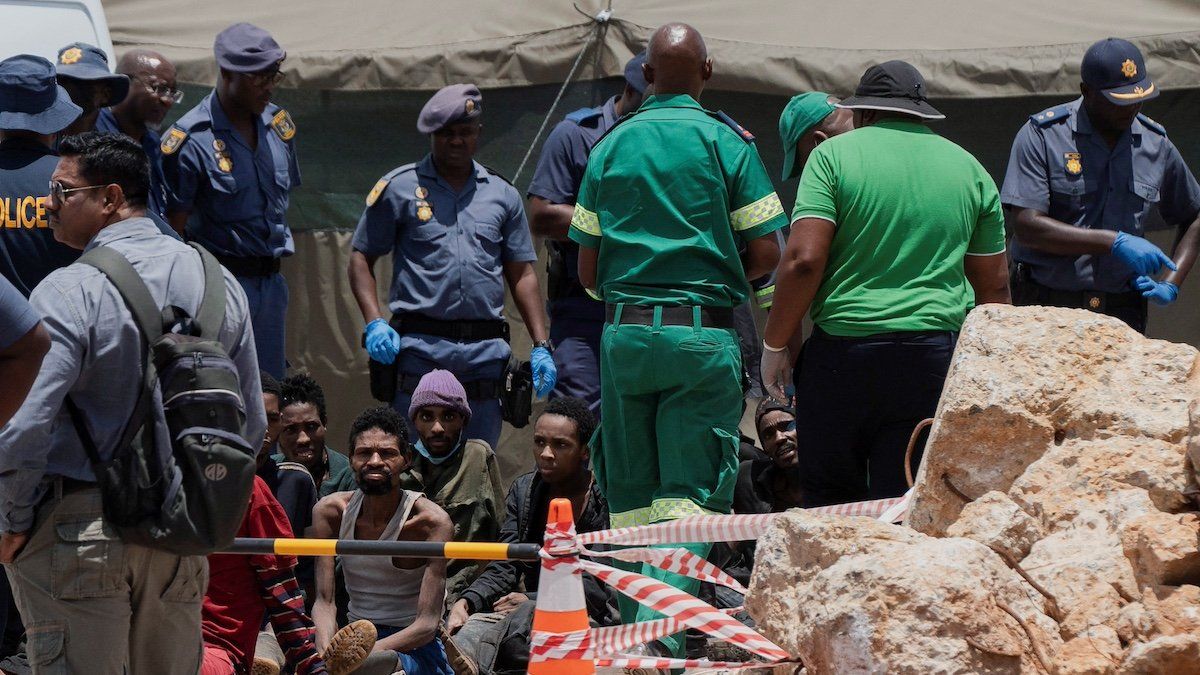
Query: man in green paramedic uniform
xmin=568 ymin=22 xmax=785 ymax=659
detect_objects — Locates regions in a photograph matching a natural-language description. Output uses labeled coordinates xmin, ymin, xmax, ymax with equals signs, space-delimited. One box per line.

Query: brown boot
xmin=250 ymin=657 xmax=281 ymax=675
xmin=439 ymin=626 xmax=479 ymax=675
xmin=323 ymin=620 xmax=379 ymax=675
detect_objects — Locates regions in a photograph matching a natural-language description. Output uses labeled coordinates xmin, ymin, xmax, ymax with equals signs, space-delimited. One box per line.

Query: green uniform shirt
xmin=569 ymin=94 xmax=787 ymax=307
xmin=793 ymin=118 xmax=1006 ymax=336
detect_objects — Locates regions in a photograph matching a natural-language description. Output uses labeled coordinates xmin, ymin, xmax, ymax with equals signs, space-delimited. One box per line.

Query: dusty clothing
xmin=399 ymin=439 xmax=504 ymax=602
xmin=4 ymin=488 xmax=205 ymax=675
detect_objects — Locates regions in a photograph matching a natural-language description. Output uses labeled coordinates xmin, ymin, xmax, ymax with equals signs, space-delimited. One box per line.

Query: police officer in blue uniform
xmin=54 ymin=42 xmax=129 ymax=136
xmin=1002 ymin=38 xmax=1200 ymax=333
xmin=349 ymin=84 xmax=557 ymax=448
xmin=160 ymin=23 xmax=301 ymax=378
xmin=96 ymin=50 xmax=182 ymax=237
xmin=0 ymin=55 xmax=82 ymax=296
xmin=526 ymin=53 xmax=647 ymax=415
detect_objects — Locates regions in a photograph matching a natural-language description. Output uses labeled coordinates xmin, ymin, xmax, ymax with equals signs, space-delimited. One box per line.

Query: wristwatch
xmin=533 ymin=339 xmax=555 ymax=353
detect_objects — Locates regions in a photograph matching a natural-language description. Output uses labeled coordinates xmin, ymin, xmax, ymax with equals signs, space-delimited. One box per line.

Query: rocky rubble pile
xmin=746 ymin=305 xmax=1200 ymax=674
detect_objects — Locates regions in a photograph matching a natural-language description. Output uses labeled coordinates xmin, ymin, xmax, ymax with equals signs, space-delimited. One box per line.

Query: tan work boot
xmin=252 ymin=629 xmax=285 ymax=675
xmin=250 ymin=657 xmax=281 ymax=675
xmin=439 ymin=625 xmax=479 ymax=675
xmin=323 ymin=620 xmax=379 ymax=675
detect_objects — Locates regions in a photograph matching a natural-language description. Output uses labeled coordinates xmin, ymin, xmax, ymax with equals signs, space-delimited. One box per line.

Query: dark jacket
xmin=459 ymin=471 xmax=615 ymax=623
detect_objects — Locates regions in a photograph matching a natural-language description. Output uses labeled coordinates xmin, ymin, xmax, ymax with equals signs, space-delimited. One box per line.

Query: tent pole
xmin=512 ymin=6 xmax=612 ymax=184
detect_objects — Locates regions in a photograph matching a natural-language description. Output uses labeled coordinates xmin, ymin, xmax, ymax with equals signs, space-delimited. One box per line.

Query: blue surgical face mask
xmin=413 ymin=437 xmax=464 ymax=465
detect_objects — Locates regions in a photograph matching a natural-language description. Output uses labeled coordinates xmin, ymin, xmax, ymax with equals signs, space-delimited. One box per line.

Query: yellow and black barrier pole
xmin=216 ymin=538 xmax=542 ymax=561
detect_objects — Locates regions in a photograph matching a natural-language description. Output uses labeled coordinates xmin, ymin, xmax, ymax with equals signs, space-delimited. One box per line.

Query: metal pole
xmin=216 ymin=538 xmax=542 ymax=561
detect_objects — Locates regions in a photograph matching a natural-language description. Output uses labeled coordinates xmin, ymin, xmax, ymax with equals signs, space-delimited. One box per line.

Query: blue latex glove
xmin=1134 ymin=275 xmax=1180 ymax=306
xmin=364 ymin=318 xmax=401 ymax=364
xmin=1111 ymin=232 xmax=1177 ymax=276
xmin=531 ymin=346 xmax=558 ymax=399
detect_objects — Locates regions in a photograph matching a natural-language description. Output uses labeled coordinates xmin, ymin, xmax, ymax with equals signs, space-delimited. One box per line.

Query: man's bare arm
xmin=310 ymin=494 xmax=347 ymax=652
xmin=374 ymin=498 xmax=454 ymax=654
xmin=0 ymin=323 xmax=48 ymax=428
xmin=503 ymin=261 xmax=549 ymax=343
xmin=964 ymin=253 xmax=1012 ymax=305
xmin=1165 ymin=214 xmax=1200 ymax=287
xmin=527 ymin=197 xmax=575 ymax=241
xmin=1012 ymin=208 xmax=1116 ymax=256
xmin=348 ymin=250 xmax=385 ymax=324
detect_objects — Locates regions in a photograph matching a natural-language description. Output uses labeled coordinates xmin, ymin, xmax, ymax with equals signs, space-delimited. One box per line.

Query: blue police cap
xmin=214 ymin=23 xmax=286 ymax=73
xmin=417 ymin=84 xmax=482 ymax=133
xmin=55 ymin=42 xmax=129 ymax=107
xmin=624 ymin=50 xmax=648 ymax=93
xmin=1081 ymin=38 xmax=1158 ymax=106
xmin=0 ymin=55 xmax=82 ymax=134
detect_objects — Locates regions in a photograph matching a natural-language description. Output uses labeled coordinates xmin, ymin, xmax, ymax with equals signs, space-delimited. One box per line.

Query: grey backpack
xmin=64 ymin=243 xmax=255 ymax=555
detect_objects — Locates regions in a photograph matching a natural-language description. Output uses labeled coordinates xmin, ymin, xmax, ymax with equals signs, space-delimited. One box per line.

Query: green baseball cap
xmin=779 ymin=92 xmax=837 ymax=181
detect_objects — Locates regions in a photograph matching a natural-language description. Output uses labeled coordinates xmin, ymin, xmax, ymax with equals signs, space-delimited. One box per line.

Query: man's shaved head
xmin=116 ymin=49 xmax=169 ymax=77
xmin=112 ymin=49 xmax=178 ymax=130
xmin=644 ymin=23 xmax=712 ymax=99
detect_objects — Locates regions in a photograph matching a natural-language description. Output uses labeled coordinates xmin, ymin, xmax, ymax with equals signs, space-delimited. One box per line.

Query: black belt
xmin=1019 ymin=278 xmax=1144 ymax=312
xmin=216 ymin=255 xmax=280 ymax=277
xmin=390 ymin=314 xmax=509 ymax=343
xmin=398 ymin=372 xmax=500 ymax=400
xmin=606 ymin=303 xmax=735 ymax=329
xmin=812 ymin=326 xmax=957 ymax=342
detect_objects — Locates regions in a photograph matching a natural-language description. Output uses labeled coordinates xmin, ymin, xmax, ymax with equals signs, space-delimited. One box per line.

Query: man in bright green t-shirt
xmin=568 ymin=22 xmax=785 ymax=658
xmin=761 ymin=60 xmax=1011 ymax=508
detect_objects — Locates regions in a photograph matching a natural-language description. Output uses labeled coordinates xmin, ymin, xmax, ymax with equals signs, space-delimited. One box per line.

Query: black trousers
xmin=1011 ymin=270 xmax=1148 ymax=334
xmin=793 ymin=327 xmax=956 ymax=507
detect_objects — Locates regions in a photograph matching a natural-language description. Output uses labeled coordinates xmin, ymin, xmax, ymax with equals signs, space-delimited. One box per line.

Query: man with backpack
xmin=0 ymin=132 xmax=263 ymax=674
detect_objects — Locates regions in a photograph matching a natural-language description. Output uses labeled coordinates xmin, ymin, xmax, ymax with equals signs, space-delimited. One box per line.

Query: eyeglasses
xmin=246 ymin=69 xmax=285 ymax=87
xmin=135 ymin=77 xmax=184 ymax=104
xmin=47 ymin=180 xmax=107 ymax=206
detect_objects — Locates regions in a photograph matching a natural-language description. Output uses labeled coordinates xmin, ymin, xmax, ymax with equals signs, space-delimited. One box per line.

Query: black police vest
xmin=0 ymin=138 xmax=80 ymax=296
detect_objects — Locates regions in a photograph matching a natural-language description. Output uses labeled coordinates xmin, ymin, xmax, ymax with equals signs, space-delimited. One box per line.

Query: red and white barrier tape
xmin=532 ymin=490 xmax=912 ymax=671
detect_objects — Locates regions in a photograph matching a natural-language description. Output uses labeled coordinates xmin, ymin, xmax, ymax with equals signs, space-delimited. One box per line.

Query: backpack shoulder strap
xmin=190 ymin=243 xmax=227 ymax=338
xmin=77 ymin=246 xmax=163 ymax=342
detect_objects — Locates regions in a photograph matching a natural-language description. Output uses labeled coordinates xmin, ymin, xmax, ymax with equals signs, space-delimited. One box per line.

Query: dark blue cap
xmin=0 ymin=55 xmax=82 ymax=134
xmin=624 ymin=50 xmax=648 ymax=93
xmin=56 ymin=42 xmax=129 ymax=107
xmin=417 ymin=84 xmax=481 ymax=133
xmin=214 ymin=23 xmax=286 ymax=73
xmin=1081 ymin=38 xmax=1157 ymax=106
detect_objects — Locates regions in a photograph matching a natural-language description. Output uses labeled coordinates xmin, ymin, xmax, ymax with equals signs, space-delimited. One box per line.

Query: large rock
xmin=746 ymin=511 xmax=1060 ymax=674
xmin=747 ymin=307 xmax=1200 ymax=673
xmin=905 ymin=306 xmax=1197 ymax=536
xmin=946 ymin=491 xmax=1043 ymax=560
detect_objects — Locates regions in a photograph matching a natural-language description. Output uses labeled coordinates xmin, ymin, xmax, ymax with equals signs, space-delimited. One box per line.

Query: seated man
xmin=400 ymin=370 xmax=505 ymax=602
xmin=447 ymin=397 xmax=615 ymax=674
xmin=201 ymin=476 xmax=343 ymax=675
xmin=312 ymin=406 xmax=455 ymax=675
xmin=735 ymin=399 xmax=803 ymax=515
xmin=257 ymin=370 xmax=320 ymax=537
xmin=276 ymin=373 xmax=358 ymax=497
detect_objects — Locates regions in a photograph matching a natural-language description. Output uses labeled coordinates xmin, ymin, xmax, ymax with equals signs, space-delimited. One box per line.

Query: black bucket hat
xmin=838 ymin=60 xmax=944 ymax=120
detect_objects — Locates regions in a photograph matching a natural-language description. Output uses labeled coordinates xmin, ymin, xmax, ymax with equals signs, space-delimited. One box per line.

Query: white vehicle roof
xmin=0 ymin=0 xmax=114 ymax=65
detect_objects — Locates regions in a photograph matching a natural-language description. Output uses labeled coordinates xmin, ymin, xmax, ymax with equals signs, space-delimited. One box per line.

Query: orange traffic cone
xmin=529 ymin=497 xmax=595 ymax=675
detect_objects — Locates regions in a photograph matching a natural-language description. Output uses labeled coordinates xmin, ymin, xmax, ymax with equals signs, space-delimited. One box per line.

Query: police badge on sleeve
xmin=271 ymin=110 xmax=297 ymax=141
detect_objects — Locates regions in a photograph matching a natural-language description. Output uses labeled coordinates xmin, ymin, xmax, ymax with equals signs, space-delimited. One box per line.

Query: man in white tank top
xmin=311 ymin=406 xmax=455 ymax=675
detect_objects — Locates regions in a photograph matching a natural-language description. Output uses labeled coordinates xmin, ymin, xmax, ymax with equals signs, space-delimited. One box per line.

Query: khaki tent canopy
xmin=108 ymin=0 xmax=1200 ymax=96
xmin=107 ymin=1 xmax=1200 ymax=481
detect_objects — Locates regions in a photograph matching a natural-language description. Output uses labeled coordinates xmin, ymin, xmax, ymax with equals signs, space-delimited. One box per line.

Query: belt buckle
xmin=1084 ymin=292 xmax=1105 ymax=312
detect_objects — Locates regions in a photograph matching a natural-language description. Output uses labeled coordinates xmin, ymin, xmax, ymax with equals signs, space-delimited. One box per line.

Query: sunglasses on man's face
xmin=47 ymin=180 xmax=106 ymax=206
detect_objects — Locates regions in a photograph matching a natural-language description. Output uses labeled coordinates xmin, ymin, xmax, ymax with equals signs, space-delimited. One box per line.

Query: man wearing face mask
xmin=399 ymin=369 xmax=505 ymax=604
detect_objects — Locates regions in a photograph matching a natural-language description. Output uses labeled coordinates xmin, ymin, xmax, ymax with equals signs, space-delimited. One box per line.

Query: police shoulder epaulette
xmin=481 ymin=165 xmax=514 ymax=187
xmin=1137 ymin=113 xmax=1166 ymax=136
xmin=1030 ymin=105 xmax=1073 ymax=128
xmin=711 ymin=110 xmax=755 ymax=143
xmin=268 ymin=105 xmax=297 ymax=141
xmin=159 ymin=125 xmax=188 ymax=155
xmin=364 ymin=164 xmax=415 ymax=207
xmin=160 ymin=108 xmax=211 ymax=155
xmin=564 ymin=106 xmax=603 ymax=125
